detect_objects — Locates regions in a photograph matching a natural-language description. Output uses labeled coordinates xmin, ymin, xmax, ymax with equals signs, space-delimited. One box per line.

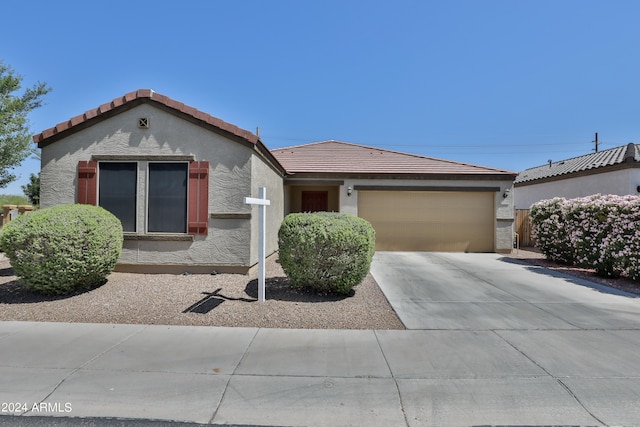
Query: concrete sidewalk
xmin=1 ymin=321 xmax=640 ymax=426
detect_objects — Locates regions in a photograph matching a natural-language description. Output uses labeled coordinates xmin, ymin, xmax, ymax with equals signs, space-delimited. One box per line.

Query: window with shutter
xmin=76 ymin=159 xmax=209 ymax=236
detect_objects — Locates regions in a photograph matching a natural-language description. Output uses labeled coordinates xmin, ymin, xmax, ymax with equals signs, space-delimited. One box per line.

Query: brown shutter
xmin=77 ymin=160 xmax=98 ymax=205
xmin=188 ymin=160 xmax=209 ymax=235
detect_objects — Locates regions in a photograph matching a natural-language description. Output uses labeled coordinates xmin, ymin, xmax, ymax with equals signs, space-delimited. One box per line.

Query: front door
xmin=301 ymin=191 xmax=329 ymax=212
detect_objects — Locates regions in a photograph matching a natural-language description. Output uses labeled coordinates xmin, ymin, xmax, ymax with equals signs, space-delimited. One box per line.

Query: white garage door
xmin=357 ymin=190 xmax=495 ymax=252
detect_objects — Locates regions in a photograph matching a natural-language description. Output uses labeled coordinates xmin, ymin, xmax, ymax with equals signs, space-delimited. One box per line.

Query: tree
xmin=22 ymin=172 xmax=39 ymax=206
xmin=0 ymin=61 xmax=51 ymax=189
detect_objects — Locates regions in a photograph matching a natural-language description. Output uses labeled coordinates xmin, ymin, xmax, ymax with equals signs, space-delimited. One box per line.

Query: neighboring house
xmin=515 ymin=143 xmax=640 ymax=209
xmin=271 ymin=141 xmax=516 ymax=253
xmin=34 ymin=89 xmax=517 ymax=274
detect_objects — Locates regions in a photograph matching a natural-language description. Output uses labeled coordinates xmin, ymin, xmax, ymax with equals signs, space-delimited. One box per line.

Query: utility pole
xmin=593 ymin=132 xmax=599 ymax=153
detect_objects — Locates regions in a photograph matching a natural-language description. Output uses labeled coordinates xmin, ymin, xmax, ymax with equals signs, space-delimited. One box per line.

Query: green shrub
xmin=0 ymin=204 xmax=123 ymax=295
xmin=278 ymin=212 xmax=375 ymax=295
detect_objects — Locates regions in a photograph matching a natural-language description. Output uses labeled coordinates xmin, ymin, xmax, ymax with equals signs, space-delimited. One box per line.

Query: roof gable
xmin=271 ymin=140 xmax=516 ymax=177
xmin=33 ymin=89 xmax=260 ymax=148
xmin=515 ymin=143 xmax=640 ymax=185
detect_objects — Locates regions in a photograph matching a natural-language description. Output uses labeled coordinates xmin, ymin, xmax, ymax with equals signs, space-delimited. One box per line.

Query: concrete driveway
xmin=368 ymin=252 xmax=640 ymax=425
xmin=370 ymin=251 xmax=640 ymax=330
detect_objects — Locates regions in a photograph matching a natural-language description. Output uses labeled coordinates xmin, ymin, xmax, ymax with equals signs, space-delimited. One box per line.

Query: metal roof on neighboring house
xmin=33 ymin=89 xmax=261 ymax=147
xmin=515 ymin=143 xmax=640 ymax=185
xmin=271 ymin=140 xmax=516 ymax=177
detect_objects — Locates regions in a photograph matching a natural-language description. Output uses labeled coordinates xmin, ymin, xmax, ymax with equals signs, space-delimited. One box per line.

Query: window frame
xmin=97 ymin=161 xmax=139 ymax=233
xmin=145 ymin=161 xmax=190 ymax=235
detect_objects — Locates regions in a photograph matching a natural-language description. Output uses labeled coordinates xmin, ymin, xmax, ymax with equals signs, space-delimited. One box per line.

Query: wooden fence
xmin=515 ymin=209 xmax=535 ymax=247
xmin=1 ymin=205 xmax=34 ymax=226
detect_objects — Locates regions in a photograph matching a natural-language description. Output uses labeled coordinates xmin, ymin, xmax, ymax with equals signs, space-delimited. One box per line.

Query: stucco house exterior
xmin=34 ymin=89 xmax=517 ymax=274
xmin=34 ymin=89 xmax=285 ymax=274
xmin=272 ymin=141 xmax=516 ymax=253
xmin=515 ymin=143 xmax=640 ymax=209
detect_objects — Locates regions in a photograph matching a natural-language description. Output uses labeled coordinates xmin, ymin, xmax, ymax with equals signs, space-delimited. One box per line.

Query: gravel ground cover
xmin=0 ymin=255 xmax=405 ymax=330
xmin=1 ymin=249 xmax=638 ymax=330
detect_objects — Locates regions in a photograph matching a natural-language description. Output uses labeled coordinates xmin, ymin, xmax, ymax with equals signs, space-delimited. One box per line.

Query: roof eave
xmin=253 ymin=141 xmax=287 ymax=176
xmin=34 ymin=89 xmax=262 ymax=149
xmin=284 ymin=171 xmax=517 ymax=181
xmin=34 ymin=97 xmax=148 ymax=148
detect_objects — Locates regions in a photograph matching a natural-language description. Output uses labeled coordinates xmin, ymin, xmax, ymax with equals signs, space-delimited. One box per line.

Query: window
xmin=78 ymin=159 xmax=209 ymax=236
xmin=148 ymin=163 xmax=188 ymax=233
xmin=99 ymin=163 xmax=137 ymax=232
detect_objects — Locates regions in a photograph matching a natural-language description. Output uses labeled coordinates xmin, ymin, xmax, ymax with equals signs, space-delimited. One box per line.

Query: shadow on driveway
xmin=499 ymin=256 xmax=639 ymax=298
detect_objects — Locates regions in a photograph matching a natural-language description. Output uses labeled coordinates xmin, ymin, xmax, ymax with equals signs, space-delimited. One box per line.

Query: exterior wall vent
xmin=138 ymin=118 xmax=150 ymax=129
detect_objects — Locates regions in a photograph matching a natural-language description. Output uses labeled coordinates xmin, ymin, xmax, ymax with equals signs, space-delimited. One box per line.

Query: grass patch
xmin=0 ymin=194 xmax=30 ymax=206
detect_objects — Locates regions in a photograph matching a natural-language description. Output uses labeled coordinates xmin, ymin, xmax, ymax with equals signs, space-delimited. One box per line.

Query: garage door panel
xmin=358 ymin=191 xmax=494 ymax=252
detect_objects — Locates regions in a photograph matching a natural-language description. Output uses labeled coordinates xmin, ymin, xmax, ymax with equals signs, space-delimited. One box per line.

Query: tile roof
xmin=271 ymin=140 xmax=516 ymax=177
xmin=33 ymin=89 xmax=260 ymax=147
xmin=515 ymin=143 xmax=640 ymax=184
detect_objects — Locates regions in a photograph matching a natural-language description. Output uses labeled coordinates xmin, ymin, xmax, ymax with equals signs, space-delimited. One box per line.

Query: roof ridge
xmin=272 ymin=140 xmax=517 ymax=176
xmin=274 ymin=140 xmax=515 ymax=174
xmin=272 ymin=140 xmax=339 ymax=151
xmin=34 ymin=89 xmax=260 ymax=146
xmin=349 ymin=142 xmax=517 ymax=174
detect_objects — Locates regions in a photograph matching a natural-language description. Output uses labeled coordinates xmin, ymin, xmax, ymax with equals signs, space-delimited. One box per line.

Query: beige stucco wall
xmin=40 ymin=103 xmax=283 ymax=272
xmin=515 ymin=169 xmax=640 ymax=209
xmin=285 ymin=177 xmax=515 ymax=252
xmin=249 ymin=152 xmax=285 ymax=266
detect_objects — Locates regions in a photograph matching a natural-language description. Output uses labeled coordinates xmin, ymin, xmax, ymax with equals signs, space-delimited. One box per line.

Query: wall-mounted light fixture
xmin=347 ymin=186 xmax=353 ymax=197
xmin=503 ymin=188 xmax=510 ymax=199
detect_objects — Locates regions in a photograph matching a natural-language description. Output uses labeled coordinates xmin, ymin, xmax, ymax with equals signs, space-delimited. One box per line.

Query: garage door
xmin=357 ymin=191 xmax=495 ymax=252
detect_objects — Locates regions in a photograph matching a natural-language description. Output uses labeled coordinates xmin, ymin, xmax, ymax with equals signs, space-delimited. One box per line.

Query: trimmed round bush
xmin=0 ymin=204 xmax=123 ymax=295
xmin=278 ymin=212 xmax=375 ymax=295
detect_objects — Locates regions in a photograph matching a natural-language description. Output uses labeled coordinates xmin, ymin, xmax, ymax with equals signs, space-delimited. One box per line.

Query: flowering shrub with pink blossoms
xmin=529 ymin=197 xmax=576 ymax=265
xmin=530 ymin=194 xmax=640 ymax=279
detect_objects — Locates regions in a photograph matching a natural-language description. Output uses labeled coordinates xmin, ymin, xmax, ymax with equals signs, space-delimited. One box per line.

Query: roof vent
xmin=138 ymin=118 xmax=149 ymax=129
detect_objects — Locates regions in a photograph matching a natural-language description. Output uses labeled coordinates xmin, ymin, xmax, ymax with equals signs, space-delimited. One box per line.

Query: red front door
xmin=301 ymin=191 xmax=329 ymax=212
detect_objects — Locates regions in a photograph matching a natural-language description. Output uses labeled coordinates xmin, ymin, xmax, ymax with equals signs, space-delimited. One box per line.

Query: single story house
xmin=34 ymin=89 xmax=517 ymax=274
xmin=515 ymin=143 xmax=640 ymax=209
xmin=272 ymin=141 xmax=516 ymax=253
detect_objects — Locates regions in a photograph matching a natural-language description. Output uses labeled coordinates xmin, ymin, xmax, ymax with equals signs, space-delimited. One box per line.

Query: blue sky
xmin=3 ymin=0 xmax=640 ymax=195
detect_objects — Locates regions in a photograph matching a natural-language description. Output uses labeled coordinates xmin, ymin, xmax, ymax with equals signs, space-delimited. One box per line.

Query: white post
xmin=244 ymin=187 xmax=271 ymax=302
xmin=257 ymin=187 xmax=266 ymax=302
